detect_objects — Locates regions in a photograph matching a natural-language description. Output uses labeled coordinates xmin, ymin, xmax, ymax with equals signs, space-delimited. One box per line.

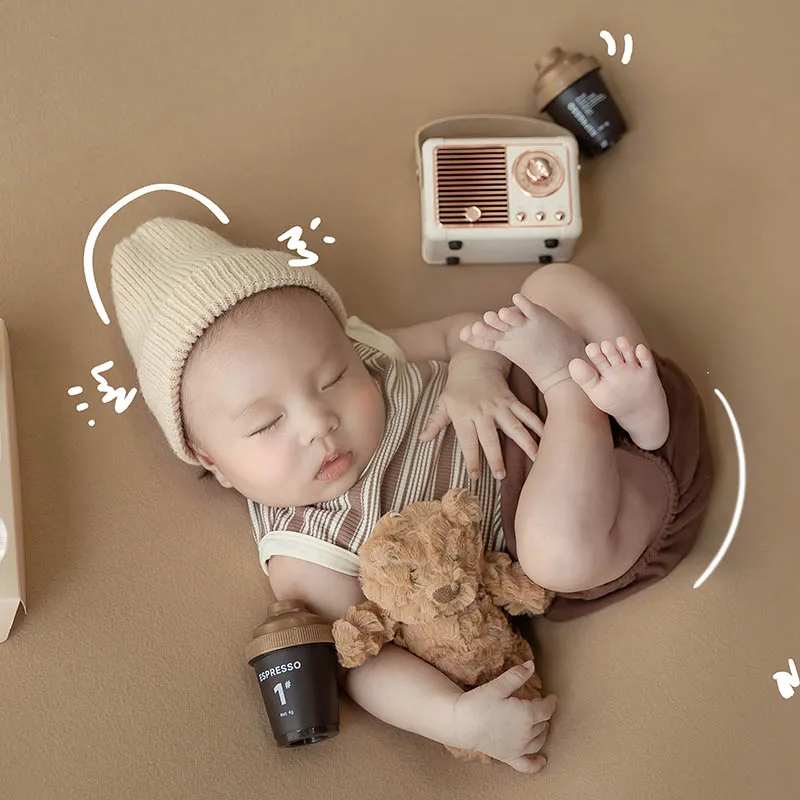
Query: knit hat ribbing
xmin=110 ymin=216 xmax=348 ymax=466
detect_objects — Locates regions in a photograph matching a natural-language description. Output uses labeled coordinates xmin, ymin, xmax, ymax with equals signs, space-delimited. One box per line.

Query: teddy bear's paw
xmin=444 ymin=744 xmax=493 ymax=764
xmin=348 ymin=602 xmax=398 ymax=640
xmin=504 ymin=596 xmax=552 ymax=617
xmin=504 ymin=564 xmax=555 ymax=615
xmin=484 ymin=550 xmax=512 ymax=567
xmin=482 ymin=551 xmax=512 ymax=581
xmin=331 ymin=619 xmax=384 ymax=669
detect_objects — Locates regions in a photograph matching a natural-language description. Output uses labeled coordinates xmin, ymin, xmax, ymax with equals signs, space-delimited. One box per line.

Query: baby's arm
xmin=267 ymin=556 xmax=464 ymax=749
xmin=269 ymin=556 xmax=557 ymax=772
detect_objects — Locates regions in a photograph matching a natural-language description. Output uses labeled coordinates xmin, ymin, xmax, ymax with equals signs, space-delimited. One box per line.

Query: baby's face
xmin=180 ymin=289 xmax=386 ymax=507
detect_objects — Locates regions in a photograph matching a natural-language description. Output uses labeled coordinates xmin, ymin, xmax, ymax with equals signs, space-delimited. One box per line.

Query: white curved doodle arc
xmin=693 ymin=388 xmax=746 ymax=589
xmin=83 ymin=183 xmax=230 ymax=325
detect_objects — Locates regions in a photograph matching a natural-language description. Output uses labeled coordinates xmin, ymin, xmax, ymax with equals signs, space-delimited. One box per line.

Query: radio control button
xmin=464 ymin=206 xmax=482 ymax=222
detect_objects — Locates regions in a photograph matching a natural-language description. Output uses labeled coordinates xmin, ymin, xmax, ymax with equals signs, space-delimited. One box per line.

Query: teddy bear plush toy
xmin=332 ymin=487 xmax=555 ymax=763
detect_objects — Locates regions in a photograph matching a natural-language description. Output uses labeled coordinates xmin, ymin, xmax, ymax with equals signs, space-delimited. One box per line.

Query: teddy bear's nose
xmin=432 ymin=581 xmax=461 ymax=603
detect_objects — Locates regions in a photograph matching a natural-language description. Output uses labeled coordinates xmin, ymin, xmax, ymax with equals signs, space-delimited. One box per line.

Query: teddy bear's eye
xmin=409 ymin=567 xmax=417 ymax=583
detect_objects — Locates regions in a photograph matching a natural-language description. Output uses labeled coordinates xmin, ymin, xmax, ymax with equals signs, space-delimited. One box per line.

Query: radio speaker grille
xmin=435 ymin=146 xmax=509 ymax=225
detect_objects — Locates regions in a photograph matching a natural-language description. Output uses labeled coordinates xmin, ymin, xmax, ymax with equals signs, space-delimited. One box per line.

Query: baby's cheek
xmin=349 ymin=382 xmax=383 ymax=421
xmin=254 ymin=441 xmax=296 ymax=481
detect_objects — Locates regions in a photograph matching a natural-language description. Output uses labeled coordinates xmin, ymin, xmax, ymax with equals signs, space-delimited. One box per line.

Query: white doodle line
xmin=599 ymin=30 xmax=634 ymax=65
xmin=83 ymin=183 xmax=229 ymax=325
xmin=693 ymin=388 xmax=746 ymax=589
xmin=773 ymin=658 xmax=799 ymax=699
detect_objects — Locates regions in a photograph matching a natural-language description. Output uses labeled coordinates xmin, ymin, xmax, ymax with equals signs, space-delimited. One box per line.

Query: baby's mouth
xmin=315 ymin=450 xmax=353 ymax=481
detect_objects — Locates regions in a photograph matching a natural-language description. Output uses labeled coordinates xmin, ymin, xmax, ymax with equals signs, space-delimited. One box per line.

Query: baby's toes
xmin=483 ymin=309 xmax=511 ymax=332
xmin=634 ymin=343 xmax=656 ymax=369
xmin=600 ymin=340 xmax=625 ymax=367
xmin=616 ymin=336 xmax=637 ymax=364
xmin=568 ymin=357 xmax=599 ymax=390
xmin=511 ymin=292 xmax=540 ymax=320
xmin=470 ymin=319 xmax=505 ymax=340
xmin=497 ymin=305 xmax=527 ymax=327
xmin=459 ymin=319 xmax=503 ymax=348
xmin=585 ymin=342 xmax=611 ymax=373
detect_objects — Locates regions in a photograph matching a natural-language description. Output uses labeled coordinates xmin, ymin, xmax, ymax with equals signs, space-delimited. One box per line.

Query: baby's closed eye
xmin=250 ymin=367 xmax=349 ymax=436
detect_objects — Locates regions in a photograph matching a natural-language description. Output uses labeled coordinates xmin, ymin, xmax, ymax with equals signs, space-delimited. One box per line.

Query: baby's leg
xmin=459 ymin=264 xmax=670 ymax=594
xmin=523 ymin=263 xmax=669 ymax=450
xmin=459 ymin=295 xmax=622 ymax=592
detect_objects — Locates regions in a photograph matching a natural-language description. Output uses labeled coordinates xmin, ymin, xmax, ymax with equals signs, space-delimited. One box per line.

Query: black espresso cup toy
xmin=245 ymin=599 xmax=340 ymax=747
xmin=533 ymin=45 xmax=627 ymax=156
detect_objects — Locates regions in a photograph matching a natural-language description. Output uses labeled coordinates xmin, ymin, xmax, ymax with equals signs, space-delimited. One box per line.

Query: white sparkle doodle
xmin=67 ymin=361 xmax=137 ymax=426
xmin=599 ymin=30 xmax=634 ymax=65
xmin=773 ymin=658 xmax=799 ymax=700
xmin=277 ymin=216 xmax=336 ymax=267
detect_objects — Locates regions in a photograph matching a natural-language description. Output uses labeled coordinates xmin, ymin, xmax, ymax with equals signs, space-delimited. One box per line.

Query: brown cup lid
xmin=244 ymin=599 xmax=334 ymax=665
xmin=533 ymin=46 xmax=601 ymax=111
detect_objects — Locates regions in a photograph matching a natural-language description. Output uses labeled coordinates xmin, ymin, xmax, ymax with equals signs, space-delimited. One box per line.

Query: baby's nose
xmin=304 ymin=406 xmax=339 ymax=442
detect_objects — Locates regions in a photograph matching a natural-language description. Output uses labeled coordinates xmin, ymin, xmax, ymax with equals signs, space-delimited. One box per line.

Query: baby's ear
xmin=440 ymin=488 xmax=482 ymax=529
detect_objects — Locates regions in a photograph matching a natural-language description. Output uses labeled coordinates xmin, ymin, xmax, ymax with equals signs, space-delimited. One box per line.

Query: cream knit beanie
xmin=110 ymin=216 xmax=348 ymax=466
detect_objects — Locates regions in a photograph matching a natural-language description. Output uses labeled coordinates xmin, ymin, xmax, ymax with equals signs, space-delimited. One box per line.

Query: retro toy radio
xmin=415 ymin=115 xmax=583 ymax=266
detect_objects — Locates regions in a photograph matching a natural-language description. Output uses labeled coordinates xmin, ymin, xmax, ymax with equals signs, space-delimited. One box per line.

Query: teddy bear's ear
xmin=440 ymin=487 xmax=482 ymax=528
xmin=362 ymin=542 xmax=402 ymax=574
xmin=360 ymin=525 xmax=403 ymax=567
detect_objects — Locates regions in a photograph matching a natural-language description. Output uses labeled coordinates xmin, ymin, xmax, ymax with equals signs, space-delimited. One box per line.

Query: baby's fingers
xmin=473 ymin=417 xmax=505 ymax=479
xmin=506 ymin=754 xmax=547 ymax=774
xmin=524 ymin=721 xmax=549 ymax=754
xmin=497 ymin=408 xmax=539 ymax=464
xmin=511 ymin=400 xmax=545 ymax=437
xmin=451 ymin=417 xmax=484 ymax=480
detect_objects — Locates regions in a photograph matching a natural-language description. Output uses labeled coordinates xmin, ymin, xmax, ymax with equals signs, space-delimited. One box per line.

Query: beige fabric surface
xmin=1 ymin=1 xmax=798 ymax=798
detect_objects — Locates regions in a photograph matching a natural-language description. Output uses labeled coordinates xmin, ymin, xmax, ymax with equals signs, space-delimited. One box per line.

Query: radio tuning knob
xmin=526 ymin=157 xmax=552 ymax=184
xmin=512 ymin=150 xmax=565 ymax=197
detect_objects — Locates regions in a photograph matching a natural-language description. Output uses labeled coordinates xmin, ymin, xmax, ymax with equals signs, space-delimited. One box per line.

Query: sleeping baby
xmin=111 ymin=216 xmax=713 ymax=773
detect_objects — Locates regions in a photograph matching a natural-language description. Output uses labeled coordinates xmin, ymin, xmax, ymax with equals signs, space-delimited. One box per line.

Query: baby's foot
xmin=459 ymin=292 xmax=588 ymax=393
xmin=568 ymin=338 xmax=670 ymax=450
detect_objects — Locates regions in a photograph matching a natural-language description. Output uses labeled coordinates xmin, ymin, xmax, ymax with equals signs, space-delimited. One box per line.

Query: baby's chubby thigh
xmin=509 ymin=447 xmax=670 ymax=594
xmin=602 ymin=447 xmax=672 ymax=584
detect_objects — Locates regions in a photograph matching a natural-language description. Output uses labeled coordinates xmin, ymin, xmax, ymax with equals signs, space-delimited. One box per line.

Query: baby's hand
xmin=419 ymin=355 xmax=543 ymax=480
xmin=451 ymin=661 xmax=557 ymax=774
